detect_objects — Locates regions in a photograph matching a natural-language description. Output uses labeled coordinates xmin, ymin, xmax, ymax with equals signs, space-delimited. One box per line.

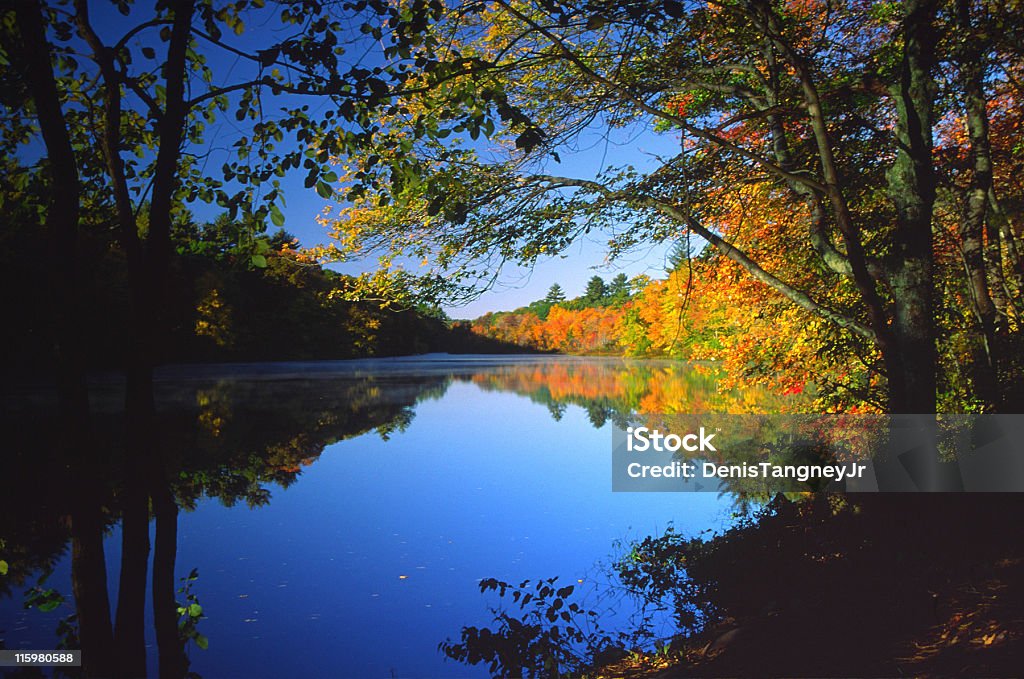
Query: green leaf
xmin=195 ymin=634 xmax=209 ymax=650
xmin=25 ymin=587 xmax=63 ymax=612
xmin=316 ymin=181 xmax=332 ymax=198
xmin=251 ymin=254 xmax=268 ymax=268
xmin=270 ymin=204 xmax=285 ymax=227
xmin=0 ymin=560 xmax=8 ymax=576
xmin=188 ymin=603 xmax=203 ymax=618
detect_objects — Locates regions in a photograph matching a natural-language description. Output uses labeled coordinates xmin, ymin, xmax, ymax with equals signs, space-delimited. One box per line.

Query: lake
xmin=0 ymin=355 xmax=766 ymax=677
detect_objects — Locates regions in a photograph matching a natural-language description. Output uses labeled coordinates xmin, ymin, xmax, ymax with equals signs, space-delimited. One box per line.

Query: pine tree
xmin=667 ymin=240 xmax=691 ymax=273
xmin=544 ymin=283 xmax=566 ymax=304
xmin=583 ymin=276 xmax=607 ymax=305
xmin=608 ymin=273 xmax=630 ymax=304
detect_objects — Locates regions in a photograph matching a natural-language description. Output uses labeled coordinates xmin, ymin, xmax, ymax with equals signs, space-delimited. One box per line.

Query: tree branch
xmin=530 ymin=173 xmax=876 ymax=341
xmin=73 ymin=0 xmax=142 ymax=267
xmin=745 ymin=0 xmax=891 ymax=345
xmin=495 ymin=0 xmax=830 ymax=194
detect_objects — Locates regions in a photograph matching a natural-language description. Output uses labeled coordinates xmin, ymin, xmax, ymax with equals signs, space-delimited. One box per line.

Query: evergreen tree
xmin=608 ymin=273 xmax=630 ymax=305
xmin=583 ymin=276 xmax=607 ymax=305
xmin=544 ymin=283 xmax=566 ymax=304
xmin=667 ymin=240 xmax=691 ymax=273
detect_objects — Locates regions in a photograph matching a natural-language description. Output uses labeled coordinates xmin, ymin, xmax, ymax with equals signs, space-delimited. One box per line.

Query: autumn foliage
xmin=467 ymin=186 xmax=881 ymax=412
xmin=472 ymin=304 xmax=626 ymax=354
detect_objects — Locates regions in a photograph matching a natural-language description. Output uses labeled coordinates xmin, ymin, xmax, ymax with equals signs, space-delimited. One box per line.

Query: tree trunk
xmin=72 ymin=0 xmax=195 ymax=668
xmin=884 ymin=0 xmax=940 ymax=413
xmin=11 ymin=2 xmax=117 ymax=672
xmin=152 ymin=479 xmax=188 ymax=679
xmin=115 ymin=402 xmax=151 ymax=677
xmin=987 ymin=190 xmax=1024 ymax=314
xmin=955 ymin=0 xmax=1002 ymax=409
xmin=70 ymin=495 xmax=115 ymax=677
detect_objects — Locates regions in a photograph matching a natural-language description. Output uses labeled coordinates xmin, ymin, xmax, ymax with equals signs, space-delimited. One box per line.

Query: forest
xmin=1 ymin=206 xmax=510 ymax=372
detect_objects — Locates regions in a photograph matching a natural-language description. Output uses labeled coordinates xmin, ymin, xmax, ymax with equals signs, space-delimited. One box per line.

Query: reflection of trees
xmin=12 ymin=357 xmax=759 ymax=676
xmin=1 ymin=371 xmax=450 ymax=677
xmin=165 ymin=376 xmax=445 ymax=508
xmin=2 ymin=357 xmax=819 ymax=677
xmin=464 ymin=359 xmax=791 ymax=425
xmin=0 ymin=406 xmax=118 ymax=673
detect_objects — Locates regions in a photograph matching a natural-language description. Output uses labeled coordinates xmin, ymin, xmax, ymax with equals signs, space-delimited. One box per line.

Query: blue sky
xmin=171 ymin=90 xmax=685 ymax=318
xmin=254 ymin=120 xmax=684 ymax=319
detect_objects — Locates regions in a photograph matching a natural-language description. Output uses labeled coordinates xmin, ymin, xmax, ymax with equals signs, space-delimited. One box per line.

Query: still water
xmin=1 ymin=355 xmax=756 ymax=677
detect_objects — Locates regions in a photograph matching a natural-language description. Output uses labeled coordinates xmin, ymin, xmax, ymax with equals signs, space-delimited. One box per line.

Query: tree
xmin=608 ymin=273 xmax=631 ymax=305
xmin=583 ymin=275 xmax=607 ymax=305
xmin=667 ymin=240 xmax=693 ymax=274
xmin=545 ymin=283 xmax=566 ymax=304
xmin=321 ymin=0 xmax=1024 ymax=413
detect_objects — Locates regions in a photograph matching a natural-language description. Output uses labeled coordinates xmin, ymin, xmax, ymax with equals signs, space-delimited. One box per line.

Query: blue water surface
xmin=0 ymin=357 xmax=734 ymax=678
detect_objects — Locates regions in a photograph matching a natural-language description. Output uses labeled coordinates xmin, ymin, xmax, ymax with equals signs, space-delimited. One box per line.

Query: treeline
xmin=465 ymin=241 xmax=897 ymax=412
xmin=470 ymin=215 xmax=1024 ymax=413
xmin=1 ymin=210 xmax=512 ymax=376
xmin=470 ymin=274 xmax=632 ymax=354
xmin=173 ymin=223 xmax=450 ymax=363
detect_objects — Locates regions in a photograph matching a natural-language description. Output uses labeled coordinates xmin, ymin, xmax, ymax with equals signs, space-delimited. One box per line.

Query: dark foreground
xmin=600 ymin=493 xmax=1023 ymax=678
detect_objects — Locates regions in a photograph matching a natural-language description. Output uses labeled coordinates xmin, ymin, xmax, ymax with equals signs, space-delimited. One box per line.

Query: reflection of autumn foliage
xmin=467 ymin=360 xmax=789 ymax=416
xmin=166 ymin=376 xmax=439 ymax=508
xmin=634 ymin=365 xmax=785 ymax=415
xmin=471 ymin=363 xmax=629 ymax=402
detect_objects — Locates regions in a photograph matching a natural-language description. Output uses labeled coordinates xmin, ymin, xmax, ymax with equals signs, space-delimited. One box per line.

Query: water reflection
xmin=0 ymin=356 xmax=779 ymax=677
